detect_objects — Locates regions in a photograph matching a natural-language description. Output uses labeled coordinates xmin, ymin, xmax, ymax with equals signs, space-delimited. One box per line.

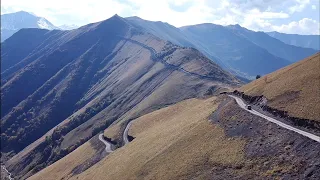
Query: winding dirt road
xmin=229 ymin=95 xmax=320 ymax=143
xmin=123 ymin=121 xmax=133 ymax=145
xmin=98 ymin=134 xmax=113 ymax=153
xmin=1 ymin=165 xmax=14 ymax=180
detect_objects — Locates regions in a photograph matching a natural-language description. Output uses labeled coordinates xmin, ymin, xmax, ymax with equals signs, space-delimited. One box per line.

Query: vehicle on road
xmin=247 ymin=105 xmax=252 ymax=110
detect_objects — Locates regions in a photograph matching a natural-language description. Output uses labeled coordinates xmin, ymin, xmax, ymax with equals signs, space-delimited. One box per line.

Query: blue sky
xmin=1 ymin=0 xmax=319 ymax=35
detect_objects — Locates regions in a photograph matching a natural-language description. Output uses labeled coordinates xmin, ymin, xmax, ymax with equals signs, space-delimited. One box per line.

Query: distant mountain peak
xmin=111 ymin=14 xmax=121 ymax=19
xmin=227 ymin=24 xmax=243 ymax=29
xmin=15 ymin=10 xmax=33 ymax=15
xmin=1 ymin=11 xmax=58 ymax=42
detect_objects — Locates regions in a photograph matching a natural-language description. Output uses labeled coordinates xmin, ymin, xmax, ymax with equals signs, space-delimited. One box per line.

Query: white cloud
xmin=272 ymin=18 xmax=320 ymax=35
xmin=289 ymin=0 xmax=310 ymax=13
xmin=1 ymin=0 xmax=319 ymax=35
xmin=1 ymin=0 xmax=134 ymax=26
xmin=311 ymin=5 xmax=317 ymax=9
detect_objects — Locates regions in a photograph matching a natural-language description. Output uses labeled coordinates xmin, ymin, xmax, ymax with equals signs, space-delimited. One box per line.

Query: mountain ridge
xmin=126 ymin=17 xmax=316 ymax=79
xmin=1 ymin=14 xmax=239 ymax=179
xmin=267 ymin=31 xmax=320 ymax=50
xmin=1 ymin=11 xmax=58 ymax=42
xmin=227 ymin=24 xmax=317 ymax=62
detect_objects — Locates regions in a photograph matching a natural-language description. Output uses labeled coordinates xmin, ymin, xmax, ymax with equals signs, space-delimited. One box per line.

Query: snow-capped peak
xmin=1 ymin=11 xmax=59 ymax=42
xmin=37 ymin=18 xmax=57 ymax=30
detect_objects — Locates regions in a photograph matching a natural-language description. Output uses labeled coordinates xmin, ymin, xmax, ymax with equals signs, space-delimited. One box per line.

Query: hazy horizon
xmin=1 ymin=0 xmax=320 ymax=35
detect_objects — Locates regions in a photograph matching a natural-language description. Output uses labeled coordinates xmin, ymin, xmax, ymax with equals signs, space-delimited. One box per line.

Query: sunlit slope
xmin=3 ymin=15 xmax=240 ymax=179
xmin=68 ymin=97 xmax=245 ymax=180
xmin=29 ymin=94 xmax=320 ymax=179
xmin=28 ymin=141 xmax=96 ymax=180
xmin=240 ymin=52 xmax=320 ymax=121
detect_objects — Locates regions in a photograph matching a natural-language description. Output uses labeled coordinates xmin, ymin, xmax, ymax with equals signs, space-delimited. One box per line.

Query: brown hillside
xmin=31 ymin=94 xmax=320 ymax=179
xmin=30 ymin=97 xmax=246 ymax=180
xmin=2 ymin=15 xmax=239 ymax=179
xmin=240 ymin=52 xmax=320 ymax=121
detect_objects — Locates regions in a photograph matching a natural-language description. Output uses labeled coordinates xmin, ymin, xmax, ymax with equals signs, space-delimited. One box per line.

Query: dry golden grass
xmin=103 ymin=69 xmax=223 ymax=141
xmin=240 ymin=53 xmax=320 ymax=121
xmin=28 ymin=141 xmax=96 ymax=180
xmin=104 ymin=123 xmax=121 ymax=140
xmin=71 ymin=97 xmax=245 ymax=180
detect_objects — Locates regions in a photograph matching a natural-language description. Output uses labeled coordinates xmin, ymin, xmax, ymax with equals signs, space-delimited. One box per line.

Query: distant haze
xmin=1 ymin=0 xmax=319 ymax=35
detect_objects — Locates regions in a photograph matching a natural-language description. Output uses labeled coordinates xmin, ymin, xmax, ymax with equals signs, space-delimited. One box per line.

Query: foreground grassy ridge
xmin=240 ymin=53 xmax=320 ymax=121
xmin=28 ymin=142 xmax=96 ymax=180
xmin=71 ymin=97 xmax=245 ymax=180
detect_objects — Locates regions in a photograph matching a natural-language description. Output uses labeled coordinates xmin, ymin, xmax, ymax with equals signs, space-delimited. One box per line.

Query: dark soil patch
xmin=210 ymin=96 xmax=320 ymax=179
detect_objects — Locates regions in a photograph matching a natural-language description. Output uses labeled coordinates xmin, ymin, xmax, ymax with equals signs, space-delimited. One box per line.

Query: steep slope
xmin=126 ymin=17 xmax=228 ymax=73
xmin=32 ymin=95 xmax=320 ymax=180
xmin=126 ymin=16 xmax=194 ymax=47
xmin=1 ymin=29 xmax=66 ymax=73
xmin=30 ymin=97 xmax=245 ymax=180
xmin=240 ymin=53 xmax=320 ymax=121
xmin=267 ymin=31 xmax=320 ymax=50
xmin=227 ymin=25 xmax=317 ymax=63
xmin=27 ymin=36 xmax=320 ymax=180
xmin=1 ymin=15 xmax=239 ymax=179
xmin=1 ymin=11 xmax=58 ymax=42
xmin=126 ymin=17 xmax=300 ymax=79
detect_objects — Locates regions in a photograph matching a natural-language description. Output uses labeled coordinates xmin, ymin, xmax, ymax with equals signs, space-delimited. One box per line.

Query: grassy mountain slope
xmin=126 ymin=16 xmax=194 ymax=47
xmin=1 ymin=15 xmax=239 ymax=179
xmin=28 ymin=54 xmax=320 ymax=179
xmin=31 ymin=94 xmax=320 ymax=179
xmin=31 ymin=97 xmax=246 ymax=180
xmin=240 ymin=53 xmax=320 ymax=121
xmin=28 ymin=139 xmax=98 ymax=180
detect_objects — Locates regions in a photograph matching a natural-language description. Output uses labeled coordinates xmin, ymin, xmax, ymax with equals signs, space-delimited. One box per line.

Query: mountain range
xmin=1 ymin=11 xmax=319 ymax=79
xmin=1 ymin=12 xmax=320 ymax=180
xmin=267 ymin=31 xmax=320 ymax=50
xmin=126 ymin=16 xmax=317 ymax=79
xmin=1 ymin=14 xmax=240 ymax=179
xmin=1 ymin=11 xmax=78 ymax=42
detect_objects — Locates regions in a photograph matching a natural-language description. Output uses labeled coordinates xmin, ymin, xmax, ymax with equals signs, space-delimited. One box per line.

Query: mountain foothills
xmin=1 ymin=11 xmax=78 ymax=42
xmin=0 ymin=14 xmax=239 ymax=179
xmin=30 ymin=53 xmax=320 ymax=180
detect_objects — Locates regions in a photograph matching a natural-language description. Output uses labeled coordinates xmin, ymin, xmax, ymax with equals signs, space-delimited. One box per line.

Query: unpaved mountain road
xmin=228 ymin=95 xmax=320 ymax=143
xmin=123 ymin=121 xmax=133 ymax=145
xmin=98 ymin=134 xmax=113 ymax=153
xmin=1 ymin=165 xmax=14 ymax=180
